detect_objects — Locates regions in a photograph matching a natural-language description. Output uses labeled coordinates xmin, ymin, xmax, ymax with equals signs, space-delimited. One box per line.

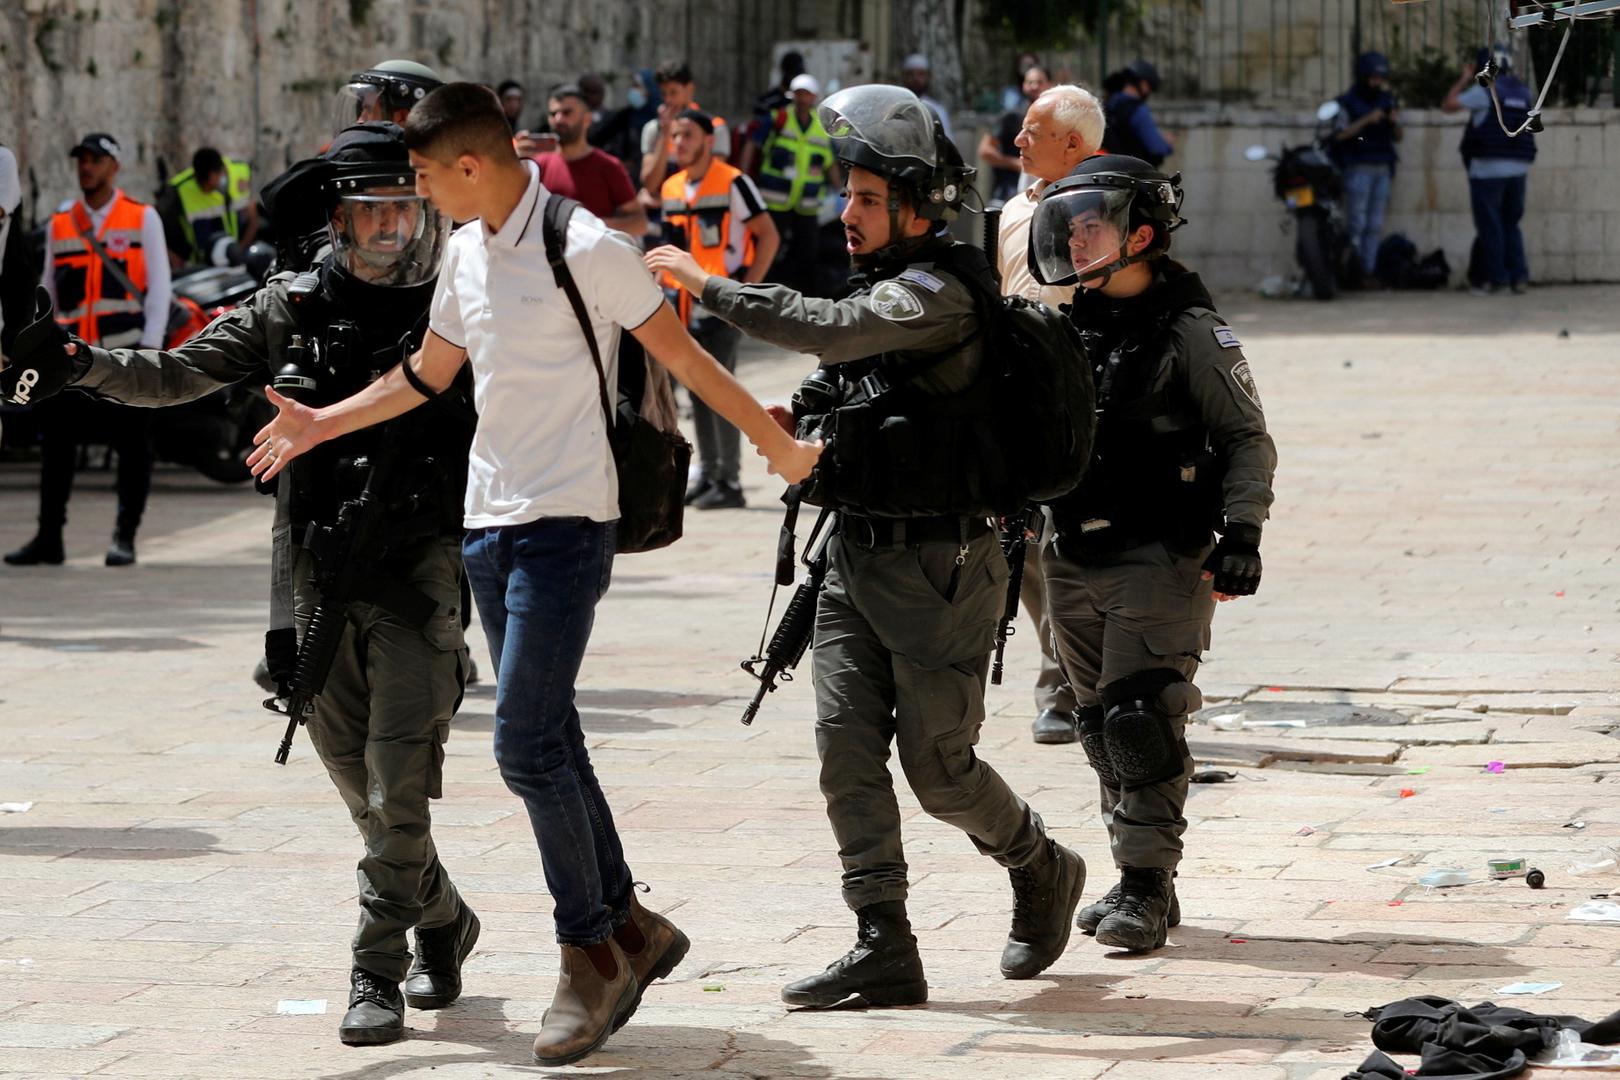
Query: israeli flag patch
xmin=1213 ymin=326 xmax=1242 ymax=349
xmin=899 ymin=268 xmax=946 ymax=293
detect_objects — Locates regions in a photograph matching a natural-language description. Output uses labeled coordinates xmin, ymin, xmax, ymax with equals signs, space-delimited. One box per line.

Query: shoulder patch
xmin=898 ymin=268 xmax=946 ymax=293
xmin=1212 ymin=326 xmax=1243 ymax=349
xmin=1228 ymin=359 xmax=1263 ymax=408
xmin=870 ymin=281 xmax=926 ymax=322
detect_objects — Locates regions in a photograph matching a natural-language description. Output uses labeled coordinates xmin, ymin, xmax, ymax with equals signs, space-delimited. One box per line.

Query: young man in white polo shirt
xmin=249 ymin=82 xmax=821 ymax=1067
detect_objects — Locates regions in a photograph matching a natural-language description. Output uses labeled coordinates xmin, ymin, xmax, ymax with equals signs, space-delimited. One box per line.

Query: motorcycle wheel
xmin=1295 ymin=212 xmax=1338 ymax=300
xmin=195 ymin=388 xmax=275 ymax=485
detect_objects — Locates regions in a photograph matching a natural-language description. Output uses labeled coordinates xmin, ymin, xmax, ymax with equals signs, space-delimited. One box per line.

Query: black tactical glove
xmin=264 ymin=627 xmax=299 ymax=697
xmin=1 ymin=287 xmax=83 ymax=406
xmin=1201 ymin=524 xmax=1263 ymax=597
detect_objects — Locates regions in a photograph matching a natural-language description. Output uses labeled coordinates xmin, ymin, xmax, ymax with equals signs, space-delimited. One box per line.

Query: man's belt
xmin=841 ymin=514 xmax=992 ymax=550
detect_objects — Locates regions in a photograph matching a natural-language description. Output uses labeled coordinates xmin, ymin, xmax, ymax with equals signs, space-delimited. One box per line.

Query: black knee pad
xmin=1075 ymin=705 xmax=1117 ymax=788
xmin=1101 ymin=668 xmax=1192 ymax=789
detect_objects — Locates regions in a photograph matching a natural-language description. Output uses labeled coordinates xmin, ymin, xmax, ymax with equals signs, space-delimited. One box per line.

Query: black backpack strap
xmin=541 ymin=194 xmax=616 ymax=438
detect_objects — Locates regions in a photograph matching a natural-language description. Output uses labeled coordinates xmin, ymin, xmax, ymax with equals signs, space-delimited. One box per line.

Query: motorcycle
xmin=1246 ymin=101 xmax=1355 ymax=300
xmin=1 ymin=241 xmax=276 ymax=484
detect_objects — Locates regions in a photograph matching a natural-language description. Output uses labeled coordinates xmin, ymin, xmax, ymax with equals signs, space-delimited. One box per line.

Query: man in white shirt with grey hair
xmin=996 ymin=83 xmax=1105 ymax=746
xmin=248 ymin=81 xmax=821 ymax=1069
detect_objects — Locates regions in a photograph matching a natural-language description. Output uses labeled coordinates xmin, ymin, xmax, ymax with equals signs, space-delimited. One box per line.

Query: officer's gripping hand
xmin=643 ymin=246 xmax=710 ymax=296
xmin=1201 ymin=524 xmax=1262 ymax=600
xmin=248 ymin=386 xmax=322 ymax=482
xmin=1 ymin=287 xmax=83 ymax=406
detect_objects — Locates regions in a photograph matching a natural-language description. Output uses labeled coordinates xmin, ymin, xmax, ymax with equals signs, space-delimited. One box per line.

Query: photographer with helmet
xmin=1026 ymin=155 xmax=1277 ymax=955
xmin=0 ymin=123 xmax=481 ymax=1047
xmin=647 ymin=84 xmax=1088 ymax=1007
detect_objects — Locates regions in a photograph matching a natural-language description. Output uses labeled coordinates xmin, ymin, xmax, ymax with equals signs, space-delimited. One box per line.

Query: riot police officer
xmin=1026 ymin=155 xmax=1277 ymax=953
xmin=0 ymin=124 xmax=481 ymax=1044
xmin=647 ymin=85 xmax=1086 ymax=1005
xmin=332 ymin=59 xmax=445 ymax=131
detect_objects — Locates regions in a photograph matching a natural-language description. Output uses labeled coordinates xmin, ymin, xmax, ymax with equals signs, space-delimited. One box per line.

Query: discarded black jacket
xmin=1345 ymin=995 xmax=1620 ymax=1080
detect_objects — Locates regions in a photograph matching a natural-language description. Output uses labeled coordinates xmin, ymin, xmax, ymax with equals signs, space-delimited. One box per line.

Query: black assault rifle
xmin=740 ymin=498 xmax=836 ymax=726
xmin=269 ymin=436 xmax=437 ymax=764
xmin=991 ymin=506 xmax=1044 ymax=686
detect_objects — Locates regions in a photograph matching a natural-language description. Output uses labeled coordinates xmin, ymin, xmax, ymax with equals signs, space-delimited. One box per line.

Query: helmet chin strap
xmin=1078 ymin=241 xmax=1160 ymax=290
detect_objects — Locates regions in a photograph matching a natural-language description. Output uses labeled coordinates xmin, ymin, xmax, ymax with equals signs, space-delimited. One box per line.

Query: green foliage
xmin=348 ymin=0 xmax=373 ymax=24
xmin=34 ymin=14 xmax=61 ymax=74
xmin=1385 ymin=22 xmax=1462 ymax=106
xmin=86 ymin=56 xmax=98 ymax=77
xmin=436 ymin=36 xmax=455 ymax=67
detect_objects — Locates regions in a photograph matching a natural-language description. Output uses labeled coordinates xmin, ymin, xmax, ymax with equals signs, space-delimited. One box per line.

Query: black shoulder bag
xmin=541 ymin=194 xmax=691 ymax=554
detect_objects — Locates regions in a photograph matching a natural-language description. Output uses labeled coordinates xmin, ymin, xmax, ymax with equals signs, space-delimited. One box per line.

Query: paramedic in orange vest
xmin=5 ymin=133 xmax=170 ymax=569
xmin=656 ymin=109 xmax=778 ymax=511
xmin=638 ymin=60 xmax=731 ymax=239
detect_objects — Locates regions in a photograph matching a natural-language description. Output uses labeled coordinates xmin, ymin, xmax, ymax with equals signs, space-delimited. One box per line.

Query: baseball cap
xmin=70 ymin=133 xmax=122 ymax=161
xmin=789 ymin=73 xmax=821 ymax=96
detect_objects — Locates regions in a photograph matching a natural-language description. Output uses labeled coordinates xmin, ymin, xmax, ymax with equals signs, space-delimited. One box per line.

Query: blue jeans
xmin=1468 ymin=174 xmax=1529 ymax=287
xmin=1343 ymin=164 xmax=1393 ymax=274
xmin=462 ymin=517 xmax=633 ymax=945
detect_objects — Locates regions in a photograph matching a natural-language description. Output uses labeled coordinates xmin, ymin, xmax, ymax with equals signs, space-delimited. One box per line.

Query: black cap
xmin=676 ymin=108 xmax=715 ymax=135
xmin=70 ymin=133 xmax=122 ymax=161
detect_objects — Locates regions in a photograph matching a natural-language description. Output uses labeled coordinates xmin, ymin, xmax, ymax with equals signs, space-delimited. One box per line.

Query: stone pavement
xmin=1 ymin=286 xmax=1618 ymax=1080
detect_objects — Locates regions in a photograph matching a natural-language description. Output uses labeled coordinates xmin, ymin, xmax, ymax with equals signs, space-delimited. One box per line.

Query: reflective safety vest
xmin=169 ymin=157 xmax=251 ymax=263
xmin=660 ymin=161 xmax=754 ymax=326
xmin=49 ymin=191 xmax=151 ymax=347
xmin=757 ymin=107 xmax=834 ymax=215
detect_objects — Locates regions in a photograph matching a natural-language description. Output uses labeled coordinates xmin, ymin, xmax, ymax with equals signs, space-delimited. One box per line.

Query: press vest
xmin=757 ymin=107 xmax=834 ymax=215
xmin=169 ymin=158 xmax=251 ymax=262
xmin=659 ymin=160 xmax=755 ymax=326
xmin=1333 ymin=88 xmax=1400 ymax=168
xmin=49 ymin=192 xmax=150 ymax=348
xmin=1461 ymin=74 xmax=1538 ymax=164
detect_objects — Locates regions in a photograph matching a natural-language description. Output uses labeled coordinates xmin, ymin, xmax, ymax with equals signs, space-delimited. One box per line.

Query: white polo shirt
xmin=430 ymin=161 xmax=665 ymax=527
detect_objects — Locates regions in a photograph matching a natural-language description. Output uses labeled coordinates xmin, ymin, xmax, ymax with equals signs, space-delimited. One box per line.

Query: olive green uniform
xmin=1044 ymin=268 xmax=1276 ymax=872
xmin=702 ymin=259 xmax=1054 ymax=911
xmin=72 ymin=276 xmax=469 ymax=983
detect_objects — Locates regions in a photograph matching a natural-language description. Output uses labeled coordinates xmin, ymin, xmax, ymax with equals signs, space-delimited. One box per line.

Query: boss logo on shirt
xmin=522 ymin=295 xmax=544 ymax=305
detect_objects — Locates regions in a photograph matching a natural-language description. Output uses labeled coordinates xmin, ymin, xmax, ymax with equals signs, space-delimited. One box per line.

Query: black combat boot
xmin=781 ymin=900 xmax=928 ymax=1008
xmin=339 ymin=967 xmax=405 ymax=1045
xmin=1030 ymin=708 xmax=1079 ymax=745
xmin=1000 ymin=839 xmax=1087 ymax=979
xmin=4 ymin=532 xmax=65 ymax=566
xmin=104 ymin=531 xmax=136 ymax=567
xmin=1077 ymin=870 xmax=1181 ymax=934
xmin=1093 ymin=866 xmax=1176 ymax=953
xmin=403 ymin=902 xmax=481 ymax=1009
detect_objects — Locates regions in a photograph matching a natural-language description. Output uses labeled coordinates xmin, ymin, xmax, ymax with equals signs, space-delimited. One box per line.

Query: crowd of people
xmin=0 ymin=33 xmax=1543 ymax=1069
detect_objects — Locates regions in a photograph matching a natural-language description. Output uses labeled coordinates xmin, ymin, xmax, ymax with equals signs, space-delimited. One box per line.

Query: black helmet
xmin=332 ymin=59 xmax=444 ymax=134
xmin=818 ymin=84 xmax=974 ymax=223
xmin=1126 ymin=59 xmax=1162 ymax=92
xmin=1027 ymin=154 xmax=1184 ymax=288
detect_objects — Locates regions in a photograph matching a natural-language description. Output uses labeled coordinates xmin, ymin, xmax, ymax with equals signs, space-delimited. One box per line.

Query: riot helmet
xmin=331 ymin=59 xmax=444 ymax=133
xmin=819 ymin=84 xmax=974 ymax=233
xmin=1355 ymin=51 xmax=1391 ymax=81
xmin=263 ymin=123 xmax=449 ymax=287
xmin=1028 ymin=154 xmax=1184 ymax=288
xmin=1126 ymin=59 xmax=1162 ymax=92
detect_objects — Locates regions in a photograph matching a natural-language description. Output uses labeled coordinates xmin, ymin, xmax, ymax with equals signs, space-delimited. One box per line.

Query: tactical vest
xmin=169 ymin=158 xmax=252 ymax=263
xmin=659 ymin=161 xmax=754 ymax=326
xmin=280 ymin=267 xmax=474 ymax=543
xmin=1102 ymin=94 xmax=1165 ymax=167
xmin=1460 ymin=74 xmax=1537 ymax=165
xmin=1333 ymin=88 xmax=1400 ymax=168
xmin=757 ymin=107 xmax=834 ymax=215
xmin=1054 ymin=302 xmax=1226 ymax=554
xmin=793 ymin=245 xmax=1021 ymax=519
xmin=49 ymin=192 xmax=151 ymax=348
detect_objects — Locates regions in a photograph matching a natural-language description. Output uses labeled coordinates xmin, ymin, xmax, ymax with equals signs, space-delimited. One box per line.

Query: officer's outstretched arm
xmin=697 ymin=275 xmax=976 ymax=365
xmin=249 ymin=329 xmax=466 ymax=482
xmin=73 ymin=300 xmax=272 ymax=407
xmin=631 ymin=303 xmax=821 ymax=484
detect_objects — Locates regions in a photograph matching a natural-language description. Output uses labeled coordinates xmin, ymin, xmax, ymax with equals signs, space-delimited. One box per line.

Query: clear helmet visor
xmin=1028 ymin=186 xmax=1135 ymax=287
xmin=331 ymin=81 xmax=390 ymax=134
xmin=327 ymin=189 xmax=449 ymax=287
xmin=818 ymin=85 xmax=938 ymax=170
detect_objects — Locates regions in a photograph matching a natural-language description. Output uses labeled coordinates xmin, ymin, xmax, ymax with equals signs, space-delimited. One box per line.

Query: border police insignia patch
xmin=1229 ymin=360 xmax=1263 ymax=408
xmin=870 ymin=281 xmax=925 ymax=322
xmin=1213 ymin=326 xmax=1242 ymax=349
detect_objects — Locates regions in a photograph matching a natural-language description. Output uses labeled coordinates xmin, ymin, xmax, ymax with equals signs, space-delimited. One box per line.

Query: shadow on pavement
xmin=0 ymin=825 xmax=220 ymax=858
xmin=310 ymin=1009 xmax=868 ymax=1080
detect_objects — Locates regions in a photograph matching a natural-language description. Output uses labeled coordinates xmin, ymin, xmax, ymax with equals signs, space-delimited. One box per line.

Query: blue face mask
xmin=627 ymin=88 xmax=647 ymax=109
